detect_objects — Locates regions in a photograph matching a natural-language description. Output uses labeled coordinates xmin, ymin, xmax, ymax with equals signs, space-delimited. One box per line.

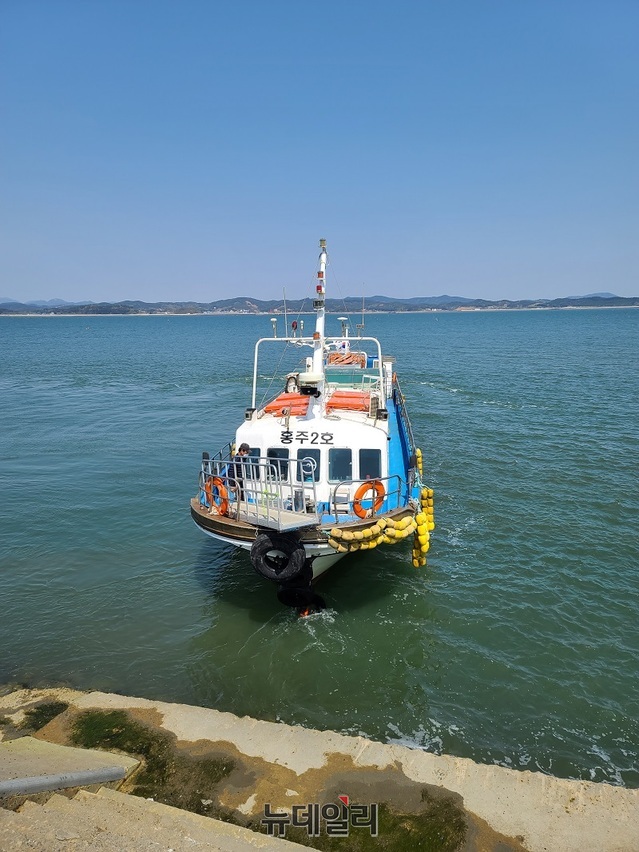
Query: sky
xmin=1 ymin=1 xmax=637 ymax=303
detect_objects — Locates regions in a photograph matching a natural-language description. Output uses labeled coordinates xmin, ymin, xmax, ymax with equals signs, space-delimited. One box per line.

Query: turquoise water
xmin=1 ymin=309 xmax=638 ymax=787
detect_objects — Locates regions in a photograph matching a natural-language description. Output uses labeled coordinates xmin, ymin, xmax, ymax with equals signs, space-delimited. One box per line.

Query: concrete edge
xmin=1 ymin=687 xmax=638 ymax=852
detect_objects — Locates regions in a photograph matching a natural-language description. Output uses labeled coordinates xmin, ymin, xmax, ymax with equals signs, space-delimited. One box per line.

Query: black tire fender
xmin=250 ymin=533 xmax=306 ymax=583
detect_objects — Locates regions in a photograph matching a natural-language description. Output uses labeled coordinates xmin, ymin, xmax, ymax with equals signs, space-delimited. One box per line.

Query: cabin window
xmin=359 ymin=448 xmax=381 ymax=480
xmin=297 ymin=448 xmax=320 ymax=482
xmin=247 ymin=447 xmax=260 ymax=480
xmin=328 ymin=448 xmax=352 ymax=482
xmin=267 ymin=448 xmax=289 ymax=480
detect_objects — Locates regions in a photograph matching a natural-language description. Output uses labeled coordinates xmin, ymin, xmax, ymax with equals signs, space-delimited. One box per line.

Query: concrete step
xmin=0 ymin=735 xmax=139 ymax=797
xmin=92 ymin=787 xmax=307 ymax=850
xmin=0 ymin=796 xmax=167 ymax=851
xmin=0 ymin=787 xmax=307 ymax=851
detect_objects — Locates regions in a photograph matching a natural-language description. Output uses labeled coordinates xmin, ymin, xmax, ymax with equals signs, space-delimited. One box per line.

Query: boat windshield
xmin=324 ymin=367 xmax=380 ymax=388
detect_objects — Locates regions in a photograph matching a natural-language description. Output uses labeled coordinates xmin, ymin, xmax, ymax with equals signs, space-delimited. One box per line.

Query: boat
xmin=190 ymin=239 xmax=434 ymax=612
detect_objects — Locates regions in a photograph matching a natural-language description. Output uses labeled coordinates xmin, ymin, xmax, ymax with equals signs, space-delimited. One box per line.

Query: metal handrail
xmin=198 ymin=458 xmax=410 ymax=528
xmin=392 ymin=375 xmax=416 ymax=456
xmin=323 ymin=370 xmax=381 ymax=394
xmin=201 ymin=442 xmax=234 ymax=471
xmin=251 ymin=335 xmax=387 ymax=408
xmin=198 ymin=455 xmax=320 ymax=532
xmin=328 ymin=473 xmax=405 ymax=522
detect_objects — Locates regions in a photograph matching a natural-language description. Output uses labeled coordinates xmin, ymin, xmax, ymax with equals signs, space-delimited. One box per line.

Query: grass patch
xmin=20 ymin=702 xmax=69 ymax=731
xmin=71 ymin=709 xmax=234 ymax=817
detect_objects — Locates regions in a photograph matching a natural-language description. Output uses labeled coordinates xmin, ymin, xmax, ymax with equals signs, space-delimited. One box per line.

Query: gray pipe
xmin=0 ymin=765 xmax=128 ymax=797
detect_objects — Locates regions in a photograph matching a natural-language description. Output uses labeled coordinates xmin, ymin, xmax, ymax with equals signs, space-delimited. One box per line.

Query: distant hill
xmin=362 ymin=294 xmax=477 ymax=306
xmin=0 ymin=297 xmax=94 ymax=306
xmin=26 ymin=298 xmax=75 ymax=307
xmin=1 ymin=293 xmax=637 ymax=315
xmin=565 ymin=292 xmax=617 ymax=299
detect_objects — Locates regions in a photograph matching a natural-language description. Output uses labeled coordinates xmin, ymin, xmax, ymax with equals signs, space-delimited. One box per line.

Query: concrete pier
xmin=1 ymin=687 xmax=637 ymax=851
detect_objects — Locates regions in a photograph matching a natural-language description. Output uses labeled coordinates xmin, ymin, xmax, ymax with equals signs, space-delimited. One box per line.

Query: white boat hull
xmin=194 ymin=523 xmax=347 ymax=579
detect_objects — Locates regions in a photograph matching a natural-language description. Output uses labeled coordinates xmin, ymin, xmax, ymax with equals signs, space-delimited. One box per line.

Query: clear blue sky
xmin=1 ymin=1 xmax=637 ymax=303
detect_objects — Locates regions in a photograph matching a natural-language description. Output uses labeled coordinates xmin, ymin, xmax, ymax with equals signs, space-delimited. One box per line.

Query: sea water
xmin=1 ymin=308 xmax=637 ymax=786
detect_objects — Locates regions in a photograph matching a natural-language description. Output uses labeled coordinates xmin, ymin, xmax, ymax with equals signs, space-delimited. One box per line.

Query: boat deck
xmin=237 ymin=504 xmax=319 ymax=532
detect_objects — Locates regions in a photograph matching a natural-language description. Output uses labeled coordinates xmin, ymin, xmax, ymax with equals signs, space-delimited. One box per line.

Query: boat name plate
xmin=280 ymin=430 xmax=335 ymax=445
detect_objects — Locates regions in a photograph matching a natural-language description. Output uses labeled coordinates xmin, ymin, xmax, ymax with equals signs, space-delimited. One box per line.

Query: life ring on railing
xmin=352 ymin=480 xmax=385 ymax=519
xmin=205 ymin=476 xmax=229 ymax=516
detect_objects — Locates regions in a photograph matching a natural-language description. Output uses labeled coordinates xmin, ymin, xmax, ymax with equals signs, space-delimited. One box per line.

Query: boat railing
xmin=201 ymin=442 xmax=235 ymax=468
xmin=324 ymin=370 xmax=381 ymax=394
xmin=251 ymin=335 xmax=386 ymax=408
xmin=392 ymin=374 xmax=416 ymax=457
xmin=327 ymin=473 xmax=405 ymax=523
xmin=198 ymin=459 xmax=410 ymax=528
xmin=198 ymin=455 xmax=320 ymax=532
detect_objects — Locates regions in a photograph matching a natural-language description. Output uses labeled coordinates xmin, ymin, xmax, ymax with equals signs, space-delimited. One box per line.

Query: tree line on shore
xmin=2 ymin=293 xmax=637 ymax=315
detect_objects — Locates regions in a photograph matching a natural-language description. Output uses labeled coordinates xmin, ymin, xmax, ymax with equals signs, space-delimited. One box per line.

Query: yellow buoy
xmin=330 ymin=527 xmax=342 ymax=539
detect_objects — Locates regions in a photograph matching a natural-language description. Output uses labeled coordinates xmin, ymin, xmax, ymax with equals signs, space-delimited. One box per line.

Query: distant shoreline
xmin=1 ymin=304 xmax=638 ymax=318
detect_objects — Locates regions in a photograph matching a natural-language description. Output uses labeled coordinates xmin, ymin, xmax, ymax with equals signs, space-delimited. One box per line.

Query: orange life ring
xmin=352 ymin=480 xmax=385 ymax=519
xmin=205 ymin=476 xmax=229 ymax=516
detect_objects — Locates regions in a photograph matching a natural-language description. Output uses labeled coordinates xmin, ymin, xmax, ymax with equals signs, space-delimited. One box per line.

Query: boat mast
xmin=311 ymin=239 xmax=327 ymax=378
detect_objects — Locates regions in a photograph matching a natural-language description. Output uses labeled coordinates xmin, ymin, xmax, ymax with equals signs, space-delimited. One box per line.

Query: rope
xmin=258 ymin=340 xmax=294 ymax=409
